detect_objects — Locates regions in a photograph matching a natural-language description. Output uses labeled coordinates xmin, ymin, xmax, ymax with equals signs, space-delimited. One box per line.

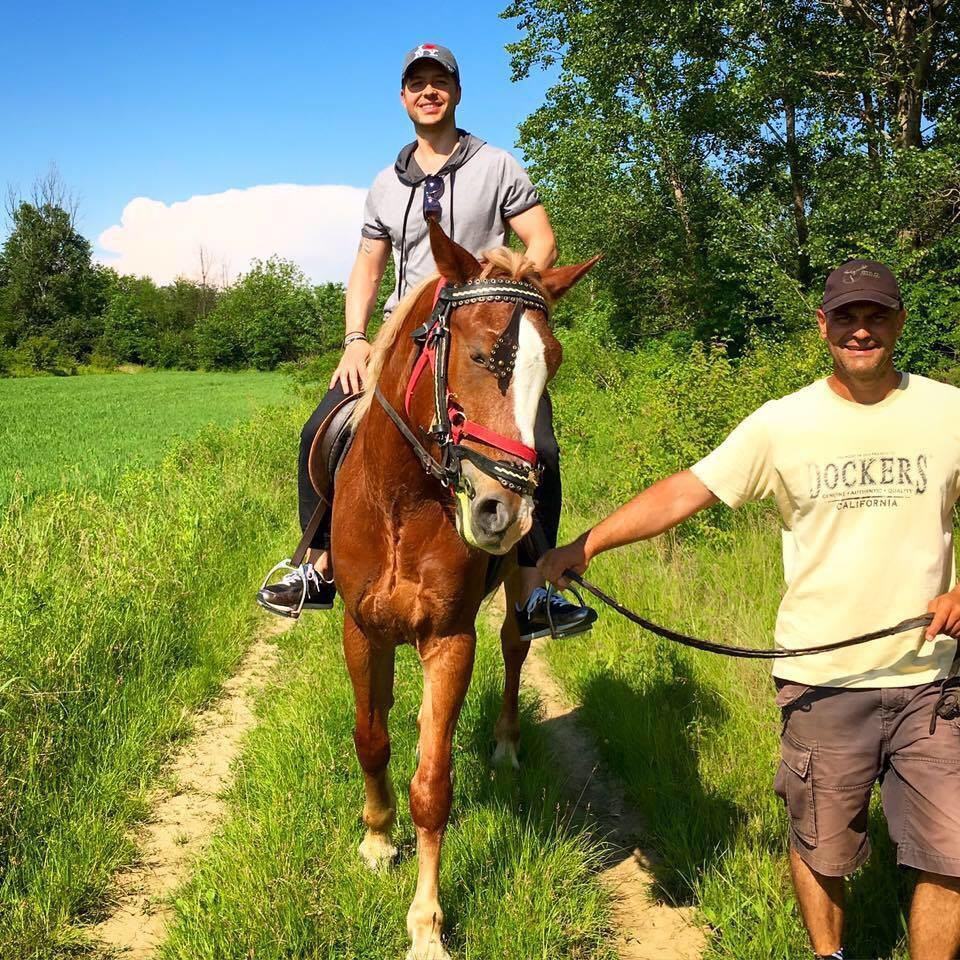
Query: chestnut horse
xmin=333 ymin=221 xmax=597 ymax=960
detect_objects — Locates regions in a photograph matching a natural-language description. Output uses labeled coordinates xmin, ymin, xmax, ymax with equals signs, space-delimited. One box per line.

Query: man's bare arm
xmin=344 ymin=236 xmax=391 ymax=336
xmin=331 ymin=236 xmax=391 ymax=393
xmin=507 ymin=204 xmax=558 ymax=270
xmin=538 ymin=470 xmax=719 ymax=586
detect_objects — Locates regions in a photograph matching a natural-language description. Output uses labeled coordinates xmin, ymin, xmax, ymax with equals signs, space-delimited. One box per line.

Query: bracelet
xmin=342 ymin=332 xmax=368 ymax=349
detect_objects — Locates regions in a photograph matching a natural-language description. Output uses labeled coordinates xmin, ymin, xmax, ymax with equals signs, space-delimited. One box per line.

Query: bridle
xmin=376 ymin=275 xmax=549 ymax=499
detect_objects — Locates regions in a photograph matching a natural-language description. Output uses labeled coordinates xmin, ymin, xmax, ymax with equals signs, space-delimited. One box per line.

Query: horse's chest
xmin=355 ymin=575 xmax=470 ymax=643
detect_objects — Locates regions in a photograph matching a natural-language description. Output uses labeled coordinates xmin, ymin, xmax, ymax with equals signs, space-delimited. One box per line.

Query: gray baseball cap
xmin=402 ymin=43 xmax=460 ymax=85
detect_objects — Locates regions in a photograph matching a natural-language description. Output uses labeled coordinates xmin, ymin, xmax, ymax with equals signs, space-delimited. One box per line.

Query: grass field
xmin=0 ymin=370 xmax=290 ymax=505
xmin=0 ymin=382 xmax=306 ymax=959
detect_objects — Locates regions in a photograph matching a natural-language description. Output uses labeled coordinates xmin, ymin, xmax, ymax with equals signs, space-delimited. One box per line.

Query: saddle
xmin=290 ymin=392 xmax=360 ymax=567
xmin=308 ymin=393 xmax=361 ymax=500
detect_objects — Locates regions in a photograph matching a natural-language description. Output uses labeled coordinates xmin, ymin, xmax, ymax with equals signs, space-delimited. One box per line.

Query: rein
xmin=376 ymin=276 xmax=549 ymax=497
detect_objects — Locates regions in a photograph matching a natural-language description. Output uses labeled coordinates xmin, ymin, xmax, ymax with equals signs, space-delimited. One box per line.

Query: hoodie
xmin=361 ymin=130 xmax=541 ymax=316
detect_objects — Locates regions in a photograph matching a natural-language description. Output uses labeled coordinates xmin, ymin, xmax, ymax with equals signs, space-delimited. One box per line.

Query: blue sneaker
xmin=515 ymin=586 xmax=597 ymax=641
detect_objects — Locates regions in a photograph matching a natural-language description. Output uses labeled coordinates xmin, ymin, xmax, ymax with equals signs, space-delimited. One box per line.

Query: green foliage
xmin=100 ymin=272 xmax=165 ymax=364
xmin=15 ymin=335 xmax=77 ymax=376
xmin=195 ymin=258 xmax=342 ymax=370
xmin=0 ymin=202 xmax=106 ymax=358
xmin=551 ymin=326 xmax=829 ymax=540
xmin=503 ymin=0 xmax=960 ymax=367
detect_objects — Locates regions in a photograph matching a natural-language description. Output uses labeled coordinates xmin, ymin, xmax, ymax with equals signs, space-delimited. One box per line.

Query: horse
xmin=332 ymin=219 xmax=598 ymax=960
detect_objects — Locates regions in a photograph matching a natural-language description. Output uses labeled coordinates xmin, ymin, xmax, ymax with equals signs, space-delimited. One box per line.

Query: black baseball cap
xmin=822 ymin=259 xmax=902 ymax=312
xmin=402 ymin=43 xmax=460 ymax=86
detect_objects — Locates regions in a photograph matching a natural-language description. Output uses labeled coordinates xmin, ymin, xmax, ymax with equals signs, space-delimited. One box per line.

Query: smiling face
xmin=817 ymin=300 xmax=906 ymax=383
xmin=400 ymin=62 xmax=460 ymax=129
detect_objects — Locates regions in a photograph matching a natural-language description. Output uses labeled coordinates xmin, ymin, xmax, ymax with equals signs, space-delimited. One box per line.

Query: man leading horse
xmin=540 ymin=260 xmax=960 ymax=960
xmin=258 ymin=41 xmax=596 ymax=641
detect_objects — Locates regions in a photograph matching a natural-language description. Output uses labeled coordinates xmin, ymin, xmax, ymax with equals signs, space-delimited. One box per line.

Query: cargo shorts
xmin=774 ymin=678 xmax=960 ymax=878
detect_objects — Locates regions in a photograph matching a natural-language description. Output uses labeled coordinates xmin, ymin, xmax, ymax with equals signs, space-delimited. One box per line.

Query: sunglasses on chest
xmin=423 ymin=175 xmax=444 ymax=220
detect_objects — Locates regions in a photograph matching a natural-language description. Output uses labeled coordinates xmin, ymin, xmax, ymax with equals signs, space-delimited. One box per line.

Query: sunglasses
xmin=423 ymin=175 xmax=444 ymax=221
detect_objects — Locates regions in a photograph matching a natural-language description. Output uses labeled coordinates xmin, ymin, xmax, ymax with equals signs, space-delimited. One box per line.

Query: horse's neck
xmin=358 ymin=295 xmax=440 ymax=504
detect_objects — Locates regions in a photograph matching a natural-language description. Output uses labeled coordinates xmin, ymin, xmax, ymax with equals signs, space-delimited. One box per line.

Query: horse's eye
xmin=470 ymin=352 xmax=486 ymax=365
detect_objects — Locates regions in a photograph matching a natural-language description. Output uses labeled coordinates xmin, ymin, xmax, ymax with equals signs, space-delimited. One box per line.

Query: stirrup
xmin=545 ymin=583 xmax=589 ymax=639
xmin=258 ymin=558 xmax=307 ymax=620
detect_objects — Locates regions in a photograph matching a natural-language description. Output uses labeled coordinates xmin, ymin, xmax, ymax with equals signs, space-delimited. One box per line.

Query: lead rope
xmin=546 ymin=571 xmax=934 ymax=659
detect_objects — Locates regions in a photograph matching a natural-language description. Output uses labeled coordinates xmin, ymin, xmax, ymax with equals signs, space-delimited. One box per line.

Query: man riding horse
xmin=258 ymin=42 xmax=596 ymax=642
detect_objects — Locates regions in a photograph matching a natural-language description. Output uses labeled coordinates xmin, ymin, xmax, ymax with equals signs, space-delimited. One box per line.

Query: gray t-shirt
xmin=362 ymin=133 xmax=540 ymax=316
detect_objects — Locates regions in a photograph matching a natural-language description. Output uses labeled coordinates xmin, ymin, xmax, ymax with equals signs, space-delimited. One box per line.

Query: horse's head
xmin=427 ymin=219 xmax=599 ymax=555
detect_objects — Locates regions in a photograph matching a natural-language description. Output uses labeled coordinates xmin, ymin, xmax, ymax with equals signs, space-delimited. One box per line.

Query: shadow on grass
xmin=843 ymin=807 xmax=912 ymax=959
xmin=565 ymin=656 xmax=746 ymax=907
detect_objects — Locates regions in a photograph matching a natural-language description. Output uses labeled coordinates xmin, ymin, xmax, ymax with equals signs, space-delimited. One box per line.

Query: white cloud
xmin=96 ymin=183 xmax=368 ymax=286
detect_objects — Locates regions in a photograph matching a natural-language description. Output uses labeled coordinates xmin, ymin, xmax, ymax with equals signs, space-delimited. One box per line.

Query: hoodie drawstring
xmin=449 ymin=169 xmax=456 ymax=243
xmin=397 ymin=185 xmax=416 ymax=301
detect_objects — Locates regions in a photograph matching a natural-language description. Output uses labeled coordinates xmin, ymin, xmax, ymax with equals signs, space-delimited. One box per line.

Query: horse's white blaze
xmin=513 ymin=311 xmax=547 ymax=448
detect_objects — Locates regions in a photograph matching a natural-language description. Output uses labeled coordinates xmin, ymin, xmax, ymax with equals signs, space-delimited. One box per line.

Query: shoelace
xmin=280 ymin=564 xmax=321 ymax=589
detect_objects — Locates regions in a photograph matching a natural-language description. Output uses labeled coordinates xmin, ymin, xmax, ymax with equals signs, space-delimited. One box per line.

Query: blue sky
xmin=2 ymin=0 xmax=555 ymax=282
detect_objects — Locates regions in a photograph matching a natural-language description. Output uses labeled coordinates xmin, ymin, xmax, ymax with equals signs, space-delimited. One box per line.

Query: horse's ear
xmin=429 ymin=218 xmax=482 ymax=284
xmin=539 ymin=255 xmax=602 ymax=302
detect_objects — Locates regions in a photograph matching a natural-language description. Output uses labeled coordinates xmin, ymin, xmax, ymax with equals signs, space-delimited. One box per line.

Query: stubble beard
xmin=832 ymin=344 xmax=895 ymax=385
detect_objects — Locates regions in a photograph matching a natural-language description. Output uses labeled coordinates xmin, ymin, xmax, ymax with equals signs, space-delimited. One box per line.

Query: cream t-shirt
xmin=690 ymin=373 xmax=960 ymax=687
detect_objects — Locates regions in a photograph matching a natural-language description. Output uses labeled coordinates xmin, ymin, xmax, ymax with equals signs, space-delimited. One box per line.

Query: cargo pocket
xmin=775 ymin=732 xmax=817 ymax=846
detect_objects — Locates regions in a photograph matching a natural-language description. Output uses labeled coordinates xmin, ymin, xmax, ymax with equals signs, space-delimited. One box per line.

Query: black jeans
xmin=298 ymin=386 xmax=561 ymax=568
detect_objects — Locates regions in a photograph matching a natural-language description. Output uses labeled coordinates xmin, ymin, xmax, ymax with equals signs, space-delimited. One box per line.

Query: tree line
xmin=7 ymin=0 xmax=959 ymax=379
xmin=505 ymin=0 xmax=960 ymax=376
xmin=0 ymin=176 xmax=351 ymax=376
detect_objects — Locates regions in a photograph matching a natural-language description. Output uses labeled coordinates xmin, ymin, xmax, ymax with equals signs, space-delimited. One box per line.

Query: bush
xmin=552 ymin=326 xmax=830 ymax=541
xmin=17 ymin=335 xmax=77 ymax=375
xmin=195 ymin=258 xmax=337 ymax=370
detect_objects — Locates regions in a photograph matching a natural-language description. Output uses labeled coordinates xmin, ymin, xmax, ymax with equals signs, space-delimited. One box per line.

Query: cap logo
xmin=415 ymin=44 xmax=439 ymax=57
xmin=842 ymin=265 xmax=882 ymax=284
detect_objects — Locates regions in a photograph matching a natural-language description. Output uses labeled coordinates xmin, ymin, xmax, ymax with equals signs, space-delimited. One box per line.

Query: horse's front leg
xmin=493 ymin=569 xmax=528 ymax=770
xmin=407 ymin=633 xmax=475 ymax=960
xmin=343 ymin=613 xmax=398 ymax=870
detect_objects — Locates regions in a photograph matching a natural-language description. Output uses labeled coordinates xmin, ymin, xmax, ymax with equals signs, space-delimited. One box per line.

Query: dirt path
xmin=523 ymin=640 xmax=706 ymax=960
xmin=91 ymin=616 xmax=290 ymax=958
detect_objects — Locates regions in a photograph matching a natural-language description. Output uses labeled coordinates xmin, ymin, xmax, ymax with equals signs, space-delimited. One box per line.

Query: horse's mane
xmin=352 ymin=247 xmax=548 ymax=425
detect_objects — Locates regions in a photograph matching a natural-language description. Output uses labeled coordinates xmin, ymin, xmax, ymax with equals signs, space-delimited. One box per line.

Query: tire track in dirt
xmin=523 ymin=640 xmax=706 ymax=960
xmin=91 ymin=615 xmax=291 ymax=958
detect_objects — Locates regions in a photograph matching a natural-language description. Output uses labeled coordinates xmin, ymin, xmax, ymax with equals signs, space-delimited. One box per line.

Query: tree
xmin=502 ymin=0 xmax=960 ymax=362
xmin=0 ymin=193 xmax=105 ymax=358
xmin=194 ymin=257 xmax=330 ymax=370
xmin=99 ymin=273 xmax=167 ymax=365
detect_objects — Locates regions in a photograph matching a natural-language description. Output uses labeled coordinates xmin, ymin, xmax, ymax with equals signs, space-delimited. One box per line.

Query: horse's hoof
xmin=359 ymin=831 xmax=398 ymax=871
xmin=405 ymin=943 xmax=451 ymax=960
xmin=492 ymin=739 xmax=520 ymax=770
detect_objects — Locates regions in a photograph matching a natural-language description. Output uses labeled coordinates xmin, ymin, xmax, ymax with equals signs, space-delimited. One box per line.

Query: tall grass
xmin=0 ymin=402 xmax=306 ymax=959
xmin=0 ymin=369 xmax=290 ymax=505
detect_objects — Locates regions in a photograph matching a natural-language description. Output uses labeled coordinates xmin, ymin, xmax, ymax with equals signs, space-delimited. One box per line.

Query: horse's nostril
xmin=473 ymin=496 xmax=510 ymax=536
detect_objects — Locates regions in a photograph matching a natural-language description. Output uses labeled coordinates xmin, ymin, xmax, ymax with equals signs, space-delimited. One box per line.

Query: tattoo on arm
xmin=359 ymin=237 xmax=374 ymax=256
